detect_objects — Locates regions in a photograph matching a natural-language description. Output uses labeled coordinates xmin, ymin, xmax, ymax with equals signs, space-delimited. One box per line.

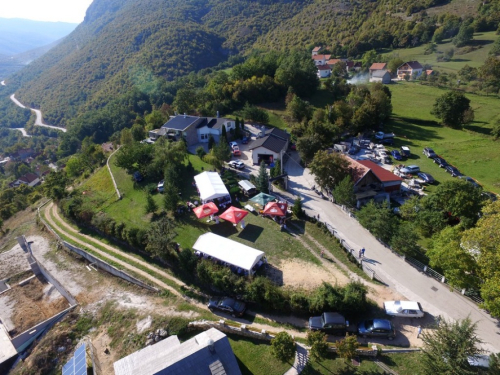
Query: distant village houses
xmin=396 ymin=61 xmax=423 ymax=80
xmin=311 ymin=47 xmax=361 ymax=77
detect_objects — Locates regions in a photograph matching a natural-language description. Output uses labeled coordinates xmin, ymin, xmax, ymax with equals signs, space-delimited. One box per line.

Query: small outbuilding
xmin=238 ymin=180 xmax=257 ymax=196
xmin=369 ymin=70 xmax=392 ymax=84
xmin=194 ymin=171 xmax=231 ymax=204
xmin=193 ymin=233 xmax=265 ymax=275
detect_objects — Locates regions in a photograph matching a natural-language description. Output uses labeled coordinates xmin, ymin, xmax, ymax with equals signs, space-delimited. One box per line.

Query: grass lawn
xmin=228 ymin=334 xmax=291 ymax=375
xmin=381 ymin=31 xmax=497 ymax=74
xmin=385 ymin=81 xmax=500 ymax=193
xmin=301 ymin=352 xmax=424 ymax=375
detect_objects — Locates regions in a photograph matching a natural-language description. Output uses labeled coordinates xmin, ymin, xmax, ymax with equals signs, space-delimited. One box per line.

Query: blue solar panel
xmin=62 ymin=343 xmax=86 ymax=375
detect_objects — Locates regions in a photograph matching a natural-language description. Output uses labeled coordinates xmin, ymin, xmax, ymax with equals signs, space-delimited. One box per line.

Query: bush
xmin=271 ymin=332 xmax=295 ymax=363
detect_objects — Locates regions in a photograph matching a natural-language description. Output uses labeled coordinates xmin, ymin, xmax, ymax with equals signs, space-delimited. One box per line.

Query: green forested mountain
xmin=6 ymin=0 xmax=500 ymax=130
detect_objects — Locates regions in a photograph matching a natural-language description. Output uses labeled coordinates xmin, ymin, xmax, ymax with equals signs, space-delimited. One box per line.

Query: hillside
xmin=9 ymin=0 xmax=307 ymax=126
xmin=0 ymin=18 xmax=76 ymax=56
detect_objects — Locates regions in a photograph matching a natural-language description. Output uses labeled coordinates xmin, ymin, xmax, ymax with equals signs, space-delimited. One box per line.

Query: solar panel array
xmin=62 ymin=343 xmax=87 ymax=375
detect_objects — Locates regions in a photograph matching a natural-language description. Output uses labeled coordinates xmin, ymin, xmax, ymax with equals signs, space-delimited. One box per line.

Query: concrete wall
xmin=62 ymin=241 xmax=159 ymax=293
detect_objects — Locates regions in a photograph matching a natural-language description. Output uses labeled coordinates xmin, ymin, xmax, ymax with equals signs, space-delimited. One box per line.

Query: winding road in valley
xmin=1 ymin=79 xmax=67 ymax=133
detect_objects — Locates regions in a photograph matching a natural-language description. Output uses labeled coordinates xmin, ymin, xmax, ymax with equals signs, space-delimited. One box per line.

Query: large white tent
xmin=193 ymin=233 xmax=265 ymax=273
xmin=194 ymin=171 xmax=230 ymax=203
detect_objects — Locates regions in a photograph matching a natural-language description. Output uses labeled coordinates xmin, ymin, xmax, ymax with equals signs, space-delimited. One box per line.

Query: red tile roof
xmin=369 ymin=63 xmax=387 ymax=71
xmin=357 ymin=160 xmax=402 ymax=183
xmin=343 ymin=156 xmax=371 ymax=184
xmin=327 ymin=59 xmax=341 ymax=66
xmin=313 ymin=47 xmax=321 ymax=52
xmin=312 ymin=54 xmax=327 ymax=60
xmin=317 ymin=64 xmax=332 ymax=71
xmin=398 ymin=61 xmax=423 ymax=70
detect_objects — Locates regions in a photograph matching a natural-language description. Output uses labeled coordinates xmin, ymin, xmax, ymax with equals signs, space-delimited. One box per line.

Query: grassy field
xmin=386 ymin=81 xmax=500 ymax=193
xmin=381 ymin=31 xmax=497 ymax=74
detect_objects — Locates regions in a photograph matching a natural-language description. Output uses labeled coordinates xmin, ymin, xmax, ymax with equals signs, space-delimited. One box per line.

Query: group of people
xmin=358 ymin=247 xmax=366 ymax=259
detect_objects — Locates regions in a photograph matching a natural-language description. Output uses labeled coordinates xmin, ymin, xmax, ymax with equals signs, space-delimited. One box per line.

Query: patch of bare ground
xmin=0 ymin=206 xmax=38 ymax=254
xmin=0 ymin=275 xmax=69 ymax=335
xmin=0 ymin=243 xmax=30 ymax=280
xmin=280 ymin=259 xmax=345 ymax=289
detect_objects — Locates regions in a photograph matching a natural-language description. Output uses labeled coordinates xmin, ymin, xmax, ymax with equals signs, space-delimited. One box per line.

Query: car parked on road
xmin=400 ymin=146 xmax=410 ymax=158
xmin=229 ymin=141 xmax=238 ymax=149
xmin=232 ymin=146 xmax=241 ymax=156
xmin=309 ymin=312 xmax=355 ymax=335
xmin=400 ymin=165 xmax=420 ymax=174
xmin=423 ymin=147 xmax=437 ymax=158
xmin=445 ymin=165 xmax=462 ymax=177
xmin=391 ymin=150 xmax=403 ymax=161
xmin=384 ymin=301 xmax=424 ymax=318
xmin=228 ymin=160 xmax=244 ymax=170
xmin=433 ymin=157 xmax=448 ymax=168
xmin=358 ymin=319 xmax=396 ymax=340
xmin=417 ymin=172 xmax=435 ymax=184
xmin=208 ymin=297 xmax=246 ymax=317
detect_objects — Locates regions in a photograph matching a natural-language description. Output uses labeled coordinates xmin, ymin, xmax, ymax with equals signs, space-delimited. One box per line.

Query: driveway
xmin=282 ymin=153 xmax=500 ymax=353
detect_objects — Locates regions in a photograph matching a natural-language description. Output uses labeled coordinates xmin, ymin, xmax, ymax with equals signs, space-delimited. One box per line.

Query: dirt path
xmin=45 ymin=202 xmax=183 ymax=297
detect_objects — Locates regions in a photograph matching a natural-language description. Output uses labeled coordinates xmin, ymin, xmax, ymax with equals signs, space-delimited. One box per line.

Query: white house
xmin=317 ymin=64 xmax=332 ymax=78
xmin=312 ymin=46 xmax=321 ymax=56
xmin=312 ymin=54 xmax=331 ymax=66
xmin=248 ymin=128 xmax=290 ymax=165
xmin=196 ymin=117 xmax=235 ymax=144
xmin=9 ymin=173 xmax=40 ymax=188
xmin=369 ymin=70 xmax=392 ymax=84
xmin=397 ymin=61 xmax=423 ymax=80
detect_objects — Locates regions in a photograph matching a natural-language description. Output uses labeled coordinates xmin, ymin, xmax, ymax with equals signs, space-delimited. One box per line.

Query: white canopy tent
xmin=194 ymin=171 xmax=231 ymax=203
xmin=193 ymin=233 xmax=265 ymax=273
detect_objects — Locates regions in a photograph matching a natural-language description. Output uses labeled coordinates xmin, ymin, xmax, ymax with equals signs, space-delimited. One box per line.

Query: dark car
xmin=391 ymin=150 xmax=403 ymax=161
xmin=241 ymin=136 xmax=249 ymax=144
xmin=445 ymin=165 xmax=462 ymax=177
xmin=348 ymin=146 xmax=359 ymax=155
xmin=358 ymin=319 xmax=396 ymax=340
xmin=423 ymin=147 xmax=437 ymax=158
xmin=400 ymin=146 xmax=410 ymax=158
xmin=133 ymin=171 xmax=143 ymax=182
xmin=380 ymin=138 xmax=394 ymax=145
xmin=433 ymin=157 xmax=448 ymax=168
xmin=309 ymin=312 xmax=354 ymax=335
xmin=459 ymin=176 xmax=481 ymax=188
xmin=208 ymin=297 xmax=246 ymax=317
xmin=417 ymin=172 xmax=435 ymax=184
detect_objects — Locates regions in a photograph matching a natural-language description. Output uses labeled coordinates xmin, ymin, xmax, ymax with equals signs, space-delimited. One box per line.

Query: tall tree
xmin=333 ymin=176 xmax=355 ymax=207
xmin=257 ymin=161 xmax=270 ymax=193
xmin=145 ymin=216 xmax=177 ymax=259
xmin=145 ymin=193 xmax=158 ymax=214
xmin=309 ymin=150 xmax=350 ymax=191
xmin=431 ymin=91 xmax=473 ymax=129
xmin=422 ymin=317 xmax=483 ymax=375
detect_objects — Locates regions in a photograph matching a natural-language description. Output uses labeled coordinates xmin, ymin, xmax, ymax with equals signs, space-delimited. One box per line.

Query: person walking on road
xmin=361 ymin=247 xmax=365 ymax=258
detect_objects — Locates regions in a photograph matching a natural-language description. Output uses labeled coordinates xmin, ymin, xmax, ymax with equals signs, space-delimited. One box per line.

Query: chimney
xmin=216 ymin=111 xmax=219 ymax=118
xmin=184 ymin=113 xmax=187 ymax=118
xmin=208 ymin=339 xmax=215 ymax=353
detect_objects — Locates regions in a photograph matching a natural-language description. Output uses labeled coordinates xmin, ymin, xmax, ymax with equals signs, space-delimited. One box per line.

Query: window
xmin=201 ymin=134 xmax=207 ymax=140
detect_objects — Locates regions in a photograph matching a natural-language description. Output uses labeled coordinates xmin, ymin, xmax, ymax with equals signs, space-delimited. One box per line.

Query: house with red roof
xmin=312 ymin=46 xmax=322 ymax=56
xmin=396 ymin=61 xmax=423 ymax=80
xmin=342 ymin=155 xmax=402 ymax=207
xmin=9 ymin=172 xmax=41 ymax=188
xmin=317 ymin=64 xmax=332 ymax=78
xmin=369 ymin=63 xmax=387 ymax=77
xmin=312 ymin=54 xmax=331 ymax=66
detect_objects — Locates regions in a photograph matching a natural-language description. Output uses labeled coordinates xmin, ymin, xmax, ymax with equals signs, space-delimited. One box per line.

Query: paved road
xmin=283 ymin=153 xmax=500 ymax=353
xmin=9 ymin=128 xmax=31 ymax=137
xmin=10 ymin=94 xmax=67 ymax=133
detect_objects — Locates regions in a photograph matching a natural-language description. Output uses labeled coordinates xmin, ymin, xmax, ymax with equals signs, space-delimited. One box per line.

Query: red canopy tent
xmin=262 ymin=202 xmax=287 ymax=217
xmin=193 ymin=202 xmax=219 ymax=219
xmin=219 ymin=206 xmax=248 ymax=224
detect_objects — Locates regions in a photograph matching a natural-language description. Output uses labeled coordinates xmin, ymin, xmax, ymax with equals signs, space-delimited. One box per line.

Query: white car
xmin=157 ymin=180 xmax=164 ymax=193
xmin=228 ymin=160 xmax=244 ymax=170
xmin=384 ymin=301 xmax=424 ymax=318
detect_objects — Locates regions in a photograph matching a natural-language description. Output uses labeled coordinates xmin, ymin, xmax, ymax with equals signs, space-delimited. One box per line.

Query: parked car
xmin=445 ymin=165 xmax=462 ymax=177
xmin=133 ymin=171 xmax=143 ymax=182
xmin=241 ymin=136 xmax=249 ymax=144
xmin=309 ymin=312 xmax=355 ymax=335
xmin=384 ymin=301 xmax=424 ymax=318
xmin=375 ymin=131 xmax=395 ymax=141
xmin=380 ymin=138 xmax=394 ymax=145
xmin=433 ymin=157 xmax=448 ymax=168
xmin=232 ymin=146 xmax=241 ymax=156
xmin=348 ymin=146 xmax=359 ymax=155
xmin=157 ymin=180 xmax=165 ymax=192
xmin=208 ymin=297 xmax=246 ymax=317
xmin=400 ymin=165 xmax=420 ymax=174
xmin=381 ymin=156 xmax=392 ymax=164
xmin=228 ymin=160 xmax=244 ymax=170
xmin=229 ymin=141 xmax=238 ymax=149
xmin=459 ymin=176 xmax=481 ymax=188
xmin=423 ymin=147 xmax=437 ymax=158
xmin=400 ymin=146 xmax=410 ymax=158
xmin=358 ymin=319 xmax=396 ymax=340
xmin=417 ymin=172 xmax=435 ymax=184
xmin=391 ymin=150 xmax=403 ymax=161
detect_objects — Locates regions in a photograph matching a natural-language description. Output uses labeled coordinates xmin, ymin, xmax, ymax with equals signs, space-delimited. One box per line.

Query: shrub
xmin=271 ymin=332 xmax=295 ymax=363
